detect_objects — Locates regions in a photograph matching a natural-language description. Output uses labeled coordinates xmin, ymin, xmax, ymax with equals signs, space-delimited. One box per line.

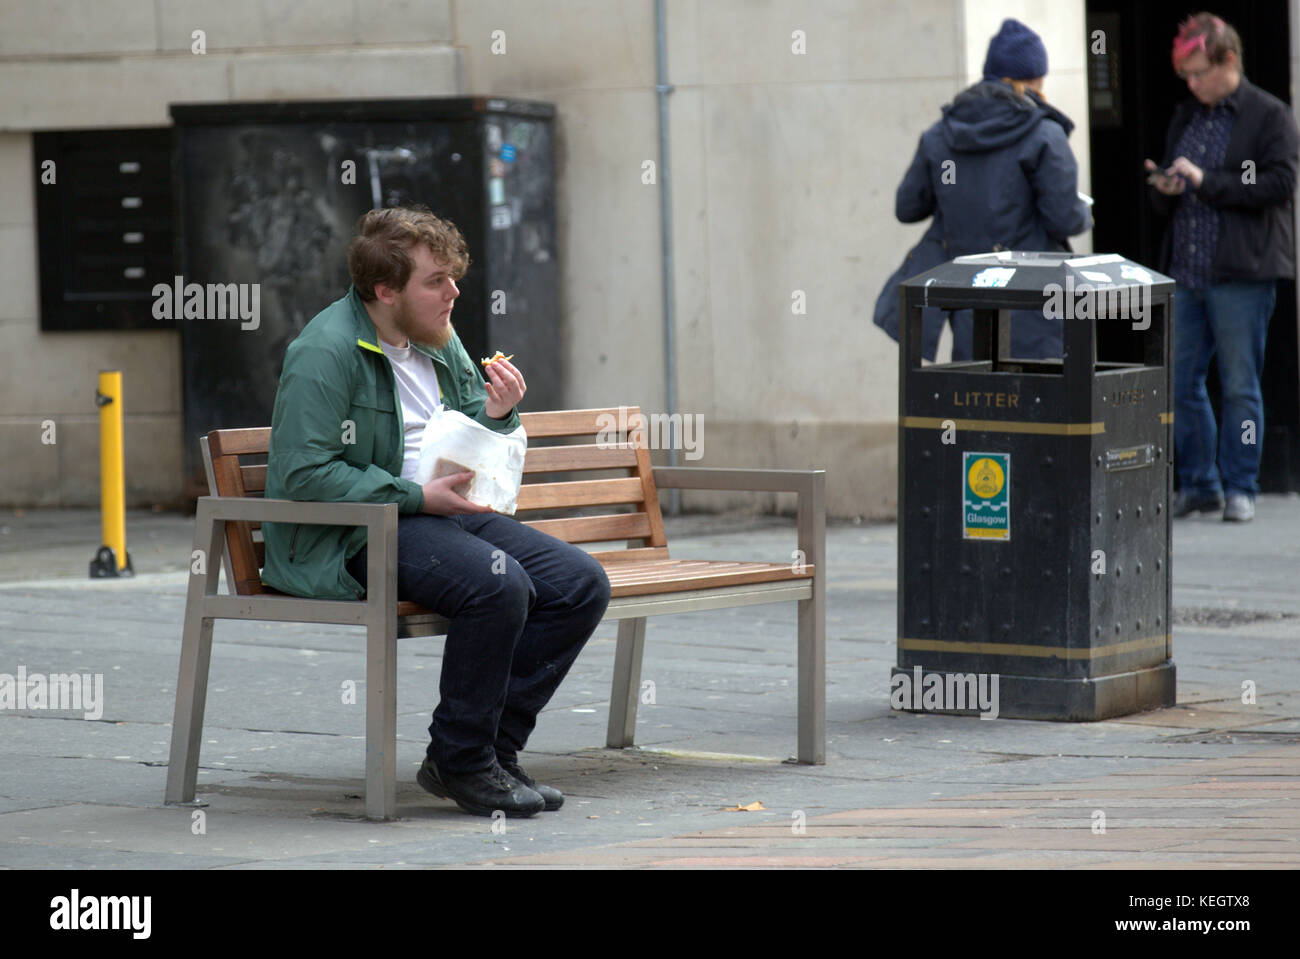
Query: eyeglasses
xmin=1176 ymin=62 xmax=1217 ymax=81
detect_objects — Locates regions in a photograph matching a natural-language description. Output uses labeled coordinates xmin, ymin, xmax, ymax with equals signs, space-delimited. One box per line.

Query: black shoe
xmin=498 ymin=758 xmax=564 ymax=811
xmin=417 ymin=758 xmax=545 ymax=818
xmin=1172 ymin=491 xmax=1224 ymax=518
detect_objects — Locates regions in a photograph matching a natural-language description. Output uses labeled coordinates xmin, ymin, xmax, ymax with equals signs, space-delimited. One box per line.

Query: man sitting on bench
xmin=261 ymin=205 xmax=611 ymax=818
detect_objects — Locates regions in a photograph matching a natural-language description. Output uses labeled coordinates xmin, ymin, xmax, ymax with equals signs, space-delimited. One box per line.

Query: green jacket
xmin=261 ymin=286 xmax=520 ymax=600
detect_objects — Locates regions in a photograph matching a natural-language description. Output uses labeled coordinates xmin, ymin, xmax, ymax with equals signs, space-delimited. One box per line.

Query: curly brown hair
xmin=347 ymin=205 xmax=470 ymax=302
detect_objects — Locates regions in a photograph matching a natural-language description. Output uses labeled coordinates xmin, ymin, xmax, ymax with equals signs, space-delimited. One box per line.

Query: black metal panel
xmin=34 ymin=128 xmax=175 ymax=331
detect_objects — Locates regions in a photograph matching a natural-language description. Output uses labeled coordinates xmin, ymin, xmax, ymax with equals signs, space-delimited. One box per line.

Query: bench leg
xmin=363 ymin=507 xmax=400 ymax=821
xmin=797 ymin=590 xmax=826 ymax=764
xmin=606 ymin=617 xmax=647 ymax=748
xmin=364 ymin=612 xmax=399 ymax=821
xmin=165 ymin=605 xmax=215 ymax=804
xmin=166 ymin=502 xmax=224 ymax=805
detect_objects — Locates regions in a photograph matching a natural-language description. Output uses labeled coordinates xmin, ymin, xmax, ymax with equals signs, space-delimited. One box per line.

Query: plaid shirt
xmin=1169 ymin=94 xmax=1239 ymax=289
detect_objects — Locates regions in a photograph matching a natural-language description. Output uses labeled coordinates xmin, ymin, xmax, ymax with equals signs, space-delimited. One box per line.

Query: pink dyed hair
xmin=1172 ymin=12 xmax=1241 ymax=70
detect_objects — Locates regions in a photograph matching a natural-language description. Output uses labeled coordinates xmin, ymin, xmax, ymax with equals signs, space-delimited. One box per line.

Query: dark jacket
xmin=875 ymin=81 xmax=1092 ymax=358
xmin=896 ymin=81 xmax=1091 ymax=255
xmin=1151 ymin=77 xmax=1299 ymax=282
xmin=261 ymin=286 xmax=520 ymax=600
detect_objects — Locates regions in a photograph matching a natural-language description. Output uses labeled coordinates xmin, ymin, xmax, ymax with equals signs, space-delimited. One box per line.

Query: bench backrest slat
xmin=209 ymin=428 xmax=277 ymax=459
xmin=522 ymin=443 xmax=638 ymax=473
xmin=202 ymin=406 xmax=668 ymax=596
xmin=514 ymin=408 xmax=620 ymax=438
xmin=523 ymin=512 xmax=653 ymax=544
xmin=514 ymin=477 xmax=644 ymax=511
xmin=241 ymin=464 xmax=267 ymax=493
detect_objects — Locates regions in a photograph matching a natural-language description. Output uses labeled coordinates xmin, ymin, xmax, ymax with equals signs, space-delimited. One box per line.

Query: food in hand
xmin=433 ymin=457 xmax=473 ymax=497
xmin=481 ymin=350 xmax=514 ymax=371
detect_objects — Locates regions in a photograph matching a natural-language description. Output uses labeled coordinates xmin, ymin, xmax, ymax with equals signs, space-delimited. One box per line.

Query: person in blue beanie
xmin=875 ymin=18 xmax=1093 ymax=361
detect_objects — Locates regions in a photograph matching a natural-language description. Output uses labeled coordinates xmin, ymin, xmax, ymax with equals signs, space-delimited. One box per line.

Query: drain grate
xmin=1173 ymin=606 xmax=1299 ymax=628
xmin=1161 ymin=731 xmax=1300 ymax=745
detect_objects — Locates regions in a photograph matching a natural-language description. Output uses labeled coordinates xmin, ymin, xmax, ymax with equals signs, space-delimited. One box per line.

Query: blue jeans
xmin=1173 ymin=281 xmax=1276 ymax=499
xmin=346 ymin=513 xmax=611 ymax=774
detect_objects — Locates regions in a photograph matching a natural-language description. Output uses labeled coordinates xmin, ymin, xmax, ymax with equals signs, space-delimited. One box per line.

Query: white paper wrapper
xmin=412 ymin=408 xmax=527 ymax=514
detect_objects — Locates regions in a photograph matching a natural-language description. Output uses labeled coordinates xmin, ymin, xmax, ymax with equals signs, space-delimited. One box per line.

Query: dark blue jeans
xmin=1173 ymin=281 xmax=1276 ymax=499
xmin=949 ymin=308 xmax=1063 ymax=361
xmin=346 ymin=513 xmax=611 ymax=774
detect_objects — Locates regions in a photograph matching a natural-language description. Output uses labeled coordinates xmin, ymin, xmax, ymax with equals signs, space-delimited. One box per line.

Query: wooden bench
xmin=165 ymin=406 xmax=825 ymax=819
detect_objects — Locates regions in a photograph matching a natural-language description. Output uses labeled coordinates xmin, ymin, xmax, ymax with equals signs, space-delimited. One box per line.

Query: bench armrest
xmin=191 ymin=496 xmax=399 ymax=605
xmin=652 ymin=466 xmax=824 ymax=495
xmin=195 ymin=495 xmax=398 ymax=527
xmin=651 ymin=468 xmax=826 ymax=577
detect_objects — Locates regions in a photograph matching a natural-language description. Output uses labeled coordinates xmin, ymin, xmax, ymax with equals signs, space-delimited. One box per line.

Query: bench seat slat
xmin=605 ymin=561 xmax=815 ymax=597
xmin=602 ymin=560 xmax=770 ymax=579
xmin=601 ymin=560 xmax=808 ymax=581
xmin=260 ymin=564 xmax=812 ymax=611
xmin=586 ymin=547 xmax=671 ymax=563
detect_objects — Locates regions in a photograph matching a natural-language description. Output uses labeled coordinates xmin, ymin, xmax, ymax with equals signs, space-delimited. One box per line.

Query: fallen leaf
xmin=724 ymin=801 xmax=765 ymax=812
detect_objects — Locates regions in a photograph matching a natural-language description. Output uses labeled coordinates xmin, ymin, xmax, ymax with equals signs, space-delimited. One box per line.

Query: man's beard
xmin=393 ymin=296 xmax=455 ymax=351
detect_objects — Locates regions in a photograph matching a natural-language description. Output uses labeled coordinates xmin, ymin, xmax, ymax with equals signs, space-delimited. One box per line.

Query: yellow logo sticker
xmin=967 ymin=457 xmax=1005 ymax=499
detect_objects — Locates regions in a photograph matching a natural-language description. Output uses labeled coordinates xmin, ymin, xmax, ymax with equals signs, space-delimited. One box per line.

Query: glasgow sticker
xmin=963 ymin=451 xmax=1010 ymax=541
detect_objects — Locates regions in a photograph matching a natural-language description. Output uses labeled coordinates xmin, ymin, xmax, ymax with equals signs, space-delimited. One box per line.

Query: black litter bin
xmin=893 ymin=250 xmax=1176 ymax=721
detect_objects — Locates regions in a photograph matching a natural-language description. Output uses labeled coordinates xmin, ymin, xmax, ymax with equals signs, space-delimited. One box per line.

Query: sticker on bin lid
xmin=963 ymin=451 xmax=1010 ymax=541
xmin=501 ymin=143 xmax=516 ymax=163
xmin=1120 ymin=264 xmax=1154 ymax=284
xmin=972 ymin=267 xmax=1016 ymax=288
xmin=1065 ymin=253 xmax=1124 ymax=267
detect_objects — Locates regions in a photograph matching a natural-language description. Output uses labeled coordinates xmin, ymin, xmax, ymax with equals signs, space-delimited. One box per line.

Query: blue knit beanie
xmin=982 ymin=18 xmax=1048 ymax=81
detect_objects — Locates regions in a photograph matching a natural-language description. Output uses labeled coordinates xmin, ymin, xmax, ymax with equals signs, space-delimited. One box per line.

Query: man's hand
xmin=1145 ymin=158 xmax=1187 ymax=195
xmin=1165 ymin=156 xmax=1204 ymax=189
xmin=421 ymin=471 xmax=493 ymax=516
xmin=483 ymin=358 xmax=526 ymax=419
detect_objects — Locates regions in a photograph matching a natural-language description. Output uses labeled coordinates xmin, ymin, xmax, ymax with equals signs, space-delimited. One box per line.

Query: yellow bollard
xmin=89 ymin=370 xmax=133 ymax=577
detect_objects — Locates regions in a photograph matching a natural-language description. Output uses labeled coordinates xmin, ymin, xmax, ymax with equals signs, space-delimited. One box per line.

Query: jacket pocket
xmin=348 ymin=386 xmax=395 ymax=464
xmin=350 ymin=385 xmax=395 ymax=412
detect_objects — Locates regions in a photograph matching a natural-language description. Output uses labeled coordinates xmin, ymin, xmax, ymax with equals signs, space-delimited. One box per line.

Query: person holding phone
xmin=1146 ymin=12 xmax=1299 ymax=522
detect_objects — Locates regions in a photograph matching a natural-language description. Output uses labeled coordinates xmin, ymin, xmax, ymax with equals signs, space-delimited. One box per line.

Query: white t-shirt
xmin=378 ymin=338 xmax=443 ymax=480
